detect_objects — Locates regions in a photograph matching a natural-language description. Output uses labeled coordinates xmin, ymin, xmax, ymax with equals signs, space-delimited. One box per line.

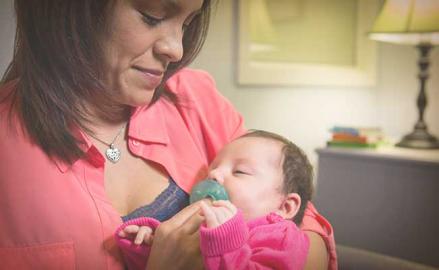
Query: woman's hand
xmin=145 ymin=201 xmax=206 ymax=270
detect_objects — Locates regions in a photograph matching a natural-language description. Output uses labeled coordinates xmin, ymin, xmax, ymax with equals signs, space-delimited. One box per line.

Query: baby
xmin=115 ymin=130 xmax=314 ymax=270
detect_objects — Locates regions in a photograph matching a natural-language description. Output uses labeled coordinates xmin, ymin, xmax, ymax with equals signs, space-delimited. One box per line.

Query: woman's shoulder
xmin=167 ymin=68 xmax=215 ymax=88
xmin=165 ymin=68 xmax=241 ymax=119
xmin=0 ymin=86 xmax=64 ymax=182
xmin=301 ymin=202 xmax=333 ymax=235
xmin=0 ymin=80 xmax=33 ymax=154
xmin=165 ymin=68 xmax=221 ymax=101
xmin=161 ymin=68 xmax=245 ymax=162
xmin=169 ymin=67 xmax=244 ymax=121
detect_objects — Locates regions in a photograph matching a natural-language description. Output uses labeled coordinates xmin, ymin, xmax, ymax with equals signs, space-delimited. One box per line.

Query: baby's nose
xmin=208 ymin=169 xmax=224 ymax=184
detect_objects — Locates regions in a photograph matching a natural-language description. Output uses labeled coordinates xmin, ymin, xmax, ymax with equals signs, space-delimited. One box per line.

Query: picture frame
xmin=237 ymin=0 xmax=381 ymax=87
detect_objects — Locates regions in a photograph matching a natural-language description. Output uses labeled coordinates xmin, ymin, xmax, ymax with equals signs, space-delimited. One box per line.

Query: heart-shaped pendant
xmin=106 ymin=144 xmax=121 ymax=163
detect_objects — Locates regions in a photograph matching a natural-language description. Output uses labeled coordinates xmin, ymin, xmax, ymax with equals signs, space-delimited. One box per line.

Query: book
xmin=327 ymin=141 xmax=377 ymax=148
xmin=332 ymin=133 xmax=367 ymax=143
xmin=327 ymin=126 xmax=383 ymax=148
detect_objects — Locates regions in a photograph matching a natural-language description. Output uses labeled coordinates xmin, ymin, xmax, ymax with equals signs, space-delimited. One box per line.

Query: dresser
xmin=313 ymin=146 xmax=439 ymax=267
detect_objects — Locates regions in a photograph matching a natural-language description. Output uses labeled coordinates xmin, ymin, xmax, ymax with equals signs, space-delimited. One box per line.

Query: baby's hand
xmin=200 ymin=200 xmax=237 ymax=228
xmin=118 ymin=225 xmax=154 ymax=245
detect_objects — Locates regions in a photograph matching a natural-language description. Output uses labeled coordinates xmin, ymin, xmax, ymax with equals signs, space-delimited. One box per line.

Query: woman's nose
xmin=153 ymin=30 xmax=184 ymax=63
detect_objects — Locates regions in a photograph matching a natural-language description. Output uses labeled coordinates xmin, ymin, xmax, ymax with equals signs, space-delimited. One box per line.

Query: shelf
xmin=316 ymin=146 xmax=439 ymax=167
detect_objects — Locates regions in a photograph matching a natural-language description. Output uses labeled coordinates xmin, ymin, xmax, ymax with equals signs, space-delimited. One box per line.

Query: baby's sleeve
xmin=200 ymin=213 xmax=309 ymax=270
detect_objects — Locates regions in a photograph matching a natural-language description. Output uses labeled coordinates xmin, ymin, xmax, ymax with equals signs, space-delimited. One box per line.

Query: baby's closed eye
xmin=233 ymin=165 xmax=253 ymax=175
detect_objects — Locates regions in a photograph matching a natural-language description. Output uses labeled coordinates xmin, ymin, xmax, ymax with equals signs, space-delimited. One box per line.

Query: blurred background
xmin=191 ymin=0 xmax=439 ymax=164
xmin=1 ymin=0 xmax=438 ymax=268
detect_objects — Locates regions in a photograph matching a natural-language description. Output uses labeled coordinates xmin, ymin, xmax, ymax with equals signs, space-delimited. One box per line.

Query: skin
xmin=103 ymin=0 xmax=202 ymax=108
xmin=147 ymin=201 xmax=206 ymax=270
xmin=304 ymin=232 xmax=329 ymax=270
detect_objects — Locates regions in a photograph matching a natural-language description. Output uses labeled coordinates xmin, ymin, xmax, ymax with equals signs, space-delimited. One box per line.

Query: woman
xmin=0 ymin=0 xmax=336 ymax=269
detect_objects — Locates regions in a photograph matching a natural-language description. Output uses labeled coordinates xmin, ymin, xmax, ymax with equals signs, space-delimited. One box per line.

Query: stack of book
xmin=327 ymin=126 xmax=383 ymax=148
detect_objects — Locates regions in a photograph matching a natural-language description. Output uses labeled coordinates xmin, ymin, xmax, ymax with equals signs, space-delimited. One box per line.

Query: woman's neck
xmin=82 ymin=103 xmax=131 ymax=139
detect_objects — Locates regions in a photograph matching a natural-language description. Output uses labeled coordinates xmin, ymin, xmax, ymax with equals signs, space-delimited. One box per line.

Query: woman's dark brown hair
xmin=1 ymin=0 xmax=213 ymax=164
xmin=240 ymin=130 xmax=314 ymax=225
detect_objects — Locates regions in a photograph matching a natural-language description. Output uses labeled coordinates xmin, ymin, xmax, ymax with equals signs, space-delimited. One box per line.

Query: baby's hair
xmin=238 ymin=130 xmax=313 ymax=225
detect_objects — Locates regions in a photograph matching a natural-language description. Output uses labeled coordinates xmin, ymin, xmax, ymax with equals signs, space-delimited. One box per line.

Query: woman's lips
xmin=134 ymin=67 xmax=164 ymax=89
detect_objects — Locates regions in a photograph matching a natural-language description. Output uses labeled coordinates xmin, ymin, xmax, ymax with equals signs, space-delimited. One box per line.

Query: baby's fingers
xmin=134 ymin=226 xmax=153 ymax=245
xmin=118 ymin=224 xmax=140 ymax=238
xmin=200 ymin=201 xmax=219 ymax=228
xmin=212 ymin=200 xmax=237 ymax=215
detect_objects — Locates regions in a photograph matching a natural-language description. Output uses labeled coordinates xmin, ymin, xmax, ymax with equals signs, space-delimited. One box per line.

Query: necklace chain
xmin=88 ymin=124 xmax=126 ymax=147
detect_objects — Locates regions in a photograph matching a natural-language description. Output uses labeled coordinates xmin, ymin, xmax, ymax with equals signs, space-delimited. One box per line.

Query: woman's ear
xmin=276 ymin=193 xmax=301 ymax=220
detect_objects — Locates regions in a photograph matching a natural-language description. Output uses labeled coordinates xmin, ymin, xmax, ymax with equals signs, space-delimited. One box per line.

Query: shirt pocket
xmin=0 ymin=241 xmax=75 ymax=270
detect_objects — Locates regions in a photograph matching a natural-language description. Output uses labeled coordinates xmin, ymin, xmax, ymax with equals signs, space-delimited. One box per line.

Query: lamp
xmin=369 ymin=0 xmax=439 ymax=149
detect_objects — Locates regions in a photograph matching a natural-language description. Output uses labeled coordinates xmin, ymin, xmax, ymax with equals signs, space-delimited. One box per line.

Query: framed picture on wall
xmin=237 ymin=0 xmax=381 ymax=87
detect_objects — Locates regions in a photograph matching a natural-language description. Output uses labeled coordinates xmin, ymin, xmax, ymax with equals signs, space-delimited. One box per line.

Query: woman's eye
xmin=234 ymin=170 xmax=247 ymax=175
xmin=140 ymin=12 xmax=163 ymax=26
xmin=183 ymin=13 xmax=199 ymax=32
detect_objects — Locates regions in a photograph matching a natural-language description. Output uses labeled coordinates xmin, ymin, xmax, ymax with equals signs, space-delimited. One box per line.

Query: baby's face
xmin=208 ymin=136 xmax=286 ymax=220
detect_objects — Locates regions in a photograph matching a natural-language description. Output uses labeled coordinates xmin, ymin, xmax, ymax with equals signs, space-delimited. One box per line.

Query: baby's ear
xmin=276 ymin=193 xmax=301 ymax=220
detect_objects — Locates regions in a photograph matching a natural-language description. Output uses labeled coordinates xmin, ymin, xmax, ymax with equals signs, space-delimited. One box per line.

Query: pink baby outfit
xmin=115 ymin=211 xmax=309 ymax=270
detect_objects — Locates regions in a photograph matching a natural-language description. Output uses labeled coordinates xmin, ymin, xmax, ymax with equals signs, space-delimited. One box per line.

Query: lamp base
xmin=396 ymin=125 xmax=439 ymax=149
xmin=395 ymin=44 xmax=439 ymax=150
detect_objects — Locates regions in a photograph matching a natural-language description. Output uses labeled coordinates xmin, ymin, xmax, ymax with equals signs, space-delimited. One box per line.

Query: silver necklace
xmin=88 ymin=124 xmax=126 ymax=164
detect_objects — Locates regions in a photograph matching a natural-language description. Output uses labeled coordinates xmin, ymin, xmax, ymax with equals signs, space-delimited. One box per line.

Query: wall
xmin=191 ymin=0 xmax=439 ymax=165
xmin=0 ymin=0 xmax=14 ymax=74
xmin=1 ymin=0 xmax=438 ymax=166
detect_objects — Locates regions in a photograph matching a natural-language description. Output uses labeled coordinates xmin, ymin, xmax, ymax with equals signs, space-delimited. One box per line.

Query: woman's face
xmin=103 ymin=0 xmax=203 ymax=106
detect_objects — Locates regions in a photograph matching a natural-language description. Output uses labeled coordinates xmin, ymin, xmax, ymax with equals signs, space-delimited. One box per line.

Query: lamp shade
xmin=369 ymin=0 xmax=439 ymax=45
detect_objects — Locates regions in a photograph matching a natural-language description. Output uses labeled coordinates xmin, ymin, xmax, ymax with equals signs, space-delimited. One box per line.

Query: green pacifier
xmin=189 ymin=179 xmax=229 ymax=204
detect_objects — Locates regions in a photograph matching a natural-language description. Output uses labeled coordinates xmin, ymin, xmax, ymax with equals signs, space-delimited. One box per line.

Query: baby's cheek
xmin=229 ymin=192 xmax=253 ymax=210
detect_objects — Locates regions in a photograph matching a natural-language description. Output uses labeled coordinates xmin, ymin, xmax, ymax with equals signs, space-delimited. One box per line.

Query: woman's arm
xmin=145 ymin=202 xmax=205 ymax=270
xmin=303 ymin=231 xmax=329 ymax=270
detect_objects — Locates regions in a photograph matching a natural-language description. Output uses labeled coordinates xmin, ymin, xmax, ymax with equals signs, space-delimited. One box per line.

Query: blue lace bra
xmin=122 ymin=178 xmax=189 ymax=222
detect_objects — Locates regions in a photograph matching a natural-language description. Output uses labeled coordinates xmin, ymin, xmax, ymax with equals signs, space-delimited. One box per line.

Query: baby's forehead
xmin=234 ymin=135 xmax=285 ymax=149
xmin=218 ymin=136 xmax=284 ymax=162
